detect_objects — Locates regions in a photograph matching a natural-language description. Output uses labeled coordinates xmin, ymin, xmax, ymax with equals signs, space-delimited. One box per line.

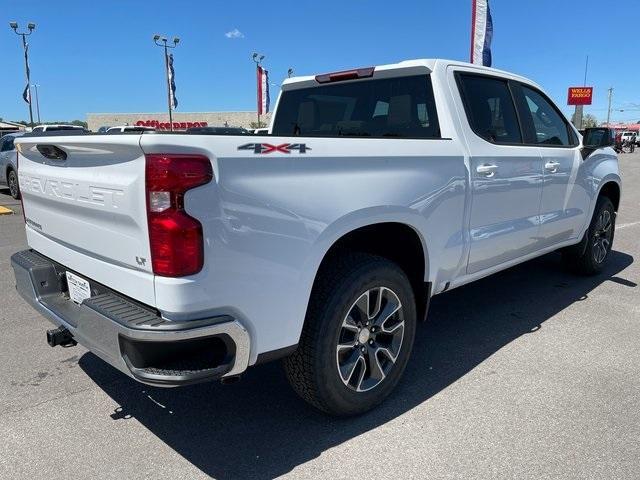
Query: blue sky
xmin=2 ymin=0 xmax=639 ymax=124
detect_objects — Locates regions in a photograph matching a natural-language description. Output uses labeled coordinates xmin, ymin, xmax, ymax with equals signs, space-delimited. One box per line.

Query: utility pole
xmin=583 ymin=55 xmax=589 ymax=86
xmin=606 ymin=87 xmax=613 ymax=126
xmin=9 ymin=21 xmax=36 ymax=127
xmin=252 ymin=52 xmax=265 ymax=127
xmin=153 ymin=34 xmax=180 ymax=131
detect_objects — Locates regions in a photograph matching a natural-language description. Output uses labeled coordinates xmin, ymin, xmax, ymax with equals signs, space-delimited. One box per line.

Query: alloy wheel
xmin=336 ymin=287 xmax=405 ymax=392
xmin=592 ymin=209 xmax=613 ymax=264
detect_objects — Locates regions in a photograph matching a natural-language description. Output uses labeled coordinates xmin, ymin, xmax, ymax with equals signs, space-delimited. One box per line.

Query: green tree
xmin=582 ymin=114 xmax=598 ymax=128
xmin=571 ymin=113 xmax=598 ymax=128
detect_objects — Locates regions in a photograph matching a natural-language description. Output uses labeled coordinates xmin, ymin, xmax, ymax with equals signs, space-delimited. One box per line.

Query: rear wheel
xmin=284 ymin=253 xmax=417 ymax=416
xmin=562 ymin=196 xmax=615 ymax=275
xmin=7 ymin=169 xmax=20 ymax=200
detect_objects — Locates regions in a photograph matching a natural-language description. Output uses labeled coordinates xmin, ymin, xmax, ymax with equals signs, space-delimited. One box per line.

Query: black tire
xmin=284 ymin=252 xmax=416 ymax=416
xmin=562 ymin=196 xmax=615 ymax=275
xmin=7 ymin=169 xmax=20 ymax=200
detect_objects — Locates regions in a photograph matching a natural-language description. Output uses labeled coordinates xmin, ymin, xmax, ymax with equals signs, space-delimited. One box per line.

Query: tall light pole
xmin=9 ymin=21 xmax=36 ymax=127
xmin=287 ymin=68 xmax=294 ymax=78
xmin=153 ymin=34 xmax=180 ymax=131
xmin=32 ymin=83 xmax=41 ymax=123
xmin=252 ymin=52 xmax=265 ymax=127
xmin=573 ymin=55 xmax=589 ymax=129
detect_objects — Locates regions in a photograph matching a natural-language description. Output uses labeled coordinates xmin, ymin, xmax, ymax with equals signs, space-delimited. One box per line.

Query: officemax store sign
xmin=135 ymin=120 xmax=209 ymax=130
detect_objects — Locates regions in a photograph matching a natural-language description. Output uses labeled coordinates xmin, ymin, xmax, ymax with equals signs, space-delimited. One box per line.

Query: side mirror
xmin=583 ymin=128 xmax=614 ymax=148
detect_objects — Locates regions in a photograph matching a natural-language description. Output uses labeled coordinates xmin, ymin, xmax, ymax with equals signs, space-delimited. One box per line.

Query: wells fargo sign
xmin=567 ymin=87 xmax=593 ymax=106
xmin=135 ymin=120 xmax=209 ymax=130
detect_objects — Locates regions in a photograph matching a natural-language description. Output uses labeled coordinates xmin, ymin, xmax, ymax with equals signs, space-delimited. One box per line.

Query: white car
xmin=0 ymin=132 xmax=24 ymax=199
xmin=106 ymin=125 xmax=156 ymax=133
xmin=620 ymin=131 xmax=638 ymax=146
xmin=31 ymin=124 xmax=86 ymax=133
xmin=12 ymin=59 xmax=621 ymax=415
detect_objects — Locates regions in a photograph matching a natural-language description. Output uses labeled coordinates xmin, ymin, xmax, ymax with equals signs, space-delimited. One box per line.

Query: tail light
xmin=145 ymin=154 xmax=213 ymax=277
xmin=315 ymin=67 xmax=374 ymax=84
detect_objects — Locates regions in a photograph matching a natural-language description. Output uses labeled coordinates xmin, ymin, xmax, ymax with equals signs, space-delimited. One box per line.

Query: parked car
xmin=31 ymin=124 xmax=87 ymax=133
xmin=253 ymin=128 xmax=269 ymax=135
xmin=106 ymin=125 xmax=156 ymax=134
xmin=12 ymin=59 xmax=621 ymax=416
xmin=186 ymin=126 xmax=251 ymax=135
xmin=0 ymin=132 xmax=24 ymax=199
xmin=620 ymin=131 xmax=638 ymax=146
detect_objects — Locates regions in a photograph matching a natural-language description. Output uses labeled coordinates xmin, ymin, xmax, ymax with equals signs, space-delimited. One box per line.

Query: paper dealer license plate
xmin=65 ymin=271 xmax=92 ymax=304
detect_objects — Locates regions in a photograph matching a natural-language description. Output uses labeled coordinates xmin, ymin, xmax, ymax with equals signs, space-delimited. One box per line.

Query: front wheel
xmin=7 ymin=169 xmax=20 ymax=200
xmin=562 ymin=196 xmax=615 ymax=275
xmin=284 ymin=253 xmax=416 ymax=416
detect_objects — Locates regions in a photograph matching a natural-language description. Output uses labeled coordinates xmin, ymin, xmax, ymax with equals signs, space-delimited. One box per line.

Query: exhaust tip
xmin=47 ymin=326 xmax=77 ymax=348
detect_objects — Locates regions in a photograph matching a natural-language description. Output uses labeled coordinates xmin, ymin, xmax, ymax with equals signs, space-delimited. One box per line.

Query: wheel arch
xmin=598 ymin=180 xmax=621 ymax=211
xmin=303 ymin=213 xmax=432 ymax=327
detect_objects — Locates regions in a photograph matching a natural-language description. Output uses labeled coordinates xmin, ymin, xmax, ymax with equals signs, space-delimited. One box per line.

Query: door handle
xmin=476 ymin=164 xmax=498 ymax=177
xmin=544 ymin=161 xmax=560 ymax=173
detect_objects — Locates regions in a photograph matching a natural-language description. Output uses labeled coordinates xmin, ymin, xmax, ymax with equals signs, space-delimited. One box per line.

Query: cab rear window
xmin=272 ymin=75 xmax=441 ymax=139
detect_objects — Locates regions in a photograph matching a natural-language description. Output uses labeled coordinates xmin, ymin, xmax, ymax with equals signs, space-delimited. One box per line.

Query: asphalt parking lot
xmin=1 ymin=153 xmax=639 ymax=480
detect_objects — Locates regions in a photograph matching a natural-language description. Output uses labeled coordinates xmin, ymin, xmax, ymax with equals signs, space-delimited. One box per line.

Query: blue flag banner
xmin=471 ymin=0 xmax=493 ymax=67
xmin=168 ymin=53 xmax=178 ymax=109
xmin=23 ymin=84 xmax=31 ymax=104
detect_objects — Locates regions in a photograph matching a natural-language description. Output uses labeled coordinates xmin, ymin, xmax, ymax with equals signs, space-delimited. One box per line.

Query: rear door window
xmin=456 ymin=74 xmax=522 ymax=144
xmin=272 ymin=75 xmax=440 ymax=138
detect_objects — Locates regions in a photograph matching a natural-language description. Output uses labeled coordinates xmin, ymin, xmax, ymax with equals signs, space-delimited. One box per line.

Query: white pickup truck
xmin=12 ymin=59 xmax=621 ymax=416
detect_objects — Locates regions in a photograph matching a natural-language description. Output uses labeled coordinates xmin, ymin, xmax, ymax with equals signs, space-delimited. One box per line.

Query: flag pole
xmin=22 ymin=34 xmax=34 ymax=126
xmin=153 ymin=34 xmax=179 ymax=131
xmin=164 ymin=43 xmax=173 ymax=131
xmin=252 ymin=53 xmax=265 ymax=128
xmin=10 ymin=23 xmax=36 ymax=126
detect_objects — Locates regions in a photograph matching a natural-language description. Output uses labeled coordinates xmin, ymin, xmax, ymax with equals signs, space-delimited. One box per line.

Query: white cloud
xmin=225 ymin=28 xmax=244 ymax=39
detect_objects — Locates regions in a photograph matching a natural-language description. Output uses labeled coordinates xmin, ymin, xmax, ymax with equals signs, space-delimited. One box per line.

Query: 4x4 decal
xmin=238 ymin=143 xmax=311 ymax=154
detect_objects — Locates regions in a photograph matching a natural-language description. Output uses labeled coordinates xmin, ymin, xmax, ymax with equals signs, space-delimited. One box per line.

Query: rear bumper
xmin=11 ymin=249 xmax=251 ymax=387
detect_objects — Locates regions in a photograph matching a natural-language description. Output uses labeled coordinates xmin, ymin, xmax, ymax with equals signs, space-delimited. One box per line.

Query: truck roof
xmin=282 ymin=58 xmax=541 ymax=91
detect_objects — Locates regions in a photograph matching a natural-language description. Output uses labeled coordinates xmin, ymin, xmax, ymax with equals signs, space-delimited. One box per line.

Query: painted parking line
xmin=618 ymin=221 xmax=640 ymax=229
xmin=0 ymin=206 xmax=13 ymax=215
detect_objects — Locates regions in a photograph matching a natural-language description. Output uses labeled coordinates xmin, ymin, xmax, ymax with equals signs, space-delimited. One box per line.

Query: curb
xmin=0 ymin=206 xmax=14 ymax=215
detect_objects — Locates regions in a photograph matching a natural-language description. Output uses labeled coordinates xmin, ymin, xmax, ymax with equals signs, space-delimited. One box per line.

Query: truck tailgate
xmin=16 ymin=135 xmax=155 ymax=305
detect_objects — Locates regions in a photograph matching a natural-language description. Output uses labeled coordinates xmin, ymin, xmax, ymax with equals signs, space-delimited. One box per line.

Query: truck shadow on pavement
xmin=79 ymin=250 xmax=634 ymax=480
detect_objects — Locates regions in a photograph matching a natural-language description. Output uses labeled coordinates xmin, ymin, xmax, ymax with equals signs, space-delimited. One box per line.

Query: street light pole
xmin=9 ymin=21 xmax=36 ymax=127
xmin=252 ymin=52 xmax=265 ymax=127
xmin=153 ymin=34 xmax=180 ymax=131
xmin=32 ymin=84 xmax=41 ymax=123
